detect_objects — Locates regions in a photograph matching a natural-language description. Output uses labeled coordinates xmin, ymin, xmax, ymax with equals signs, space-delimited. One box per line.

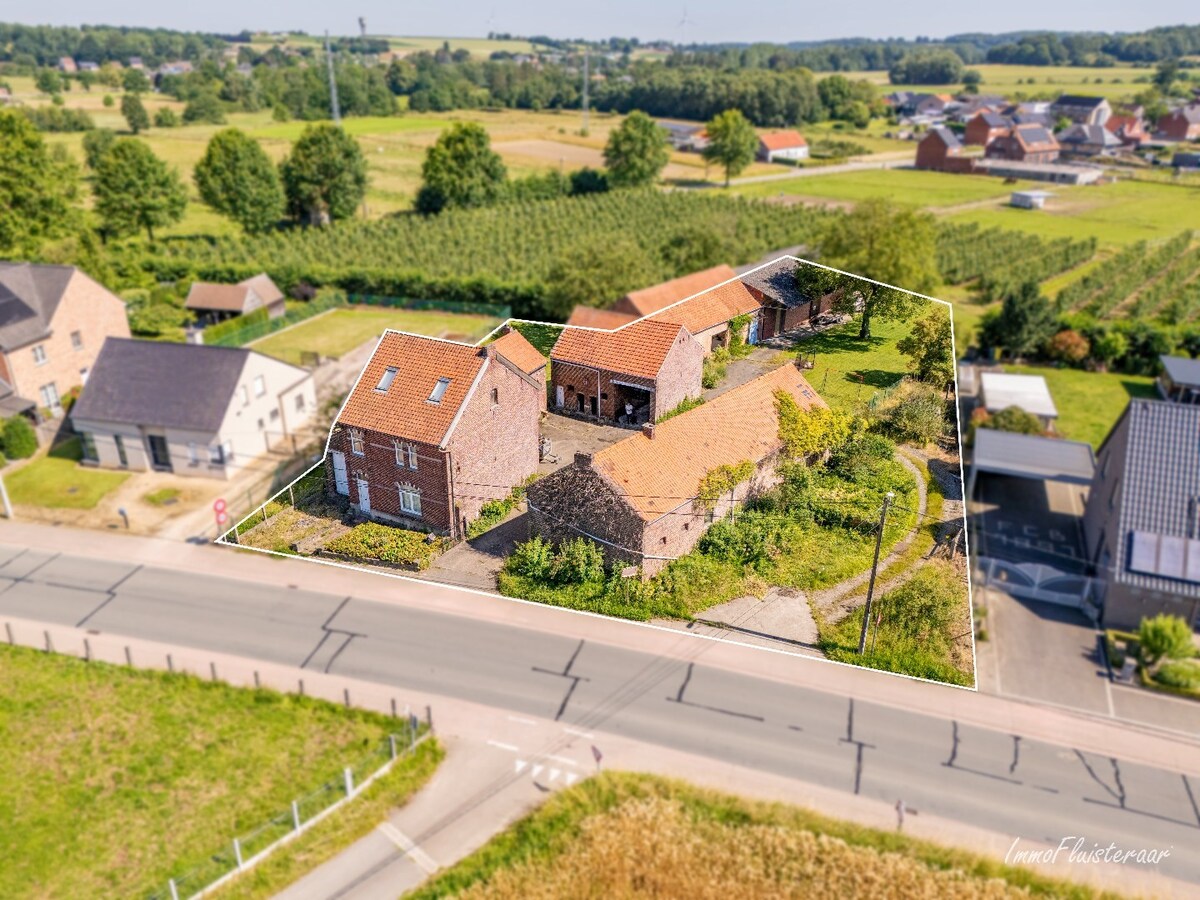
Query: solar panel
xmin=1159 ymin=535 xmax=1186 ymax=579
xmin=1128 ymin=531 xmax=1158 ymax=575
xmin=1127 ymin=530 xmax=1200 ymax=585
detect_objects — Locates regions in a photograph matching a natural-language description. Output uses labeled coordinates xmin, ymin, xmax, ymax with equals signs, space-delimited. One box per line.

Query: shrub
xmin=323 ymin=522 xmax=442 ymax=569
xmin=549 ymin=537 xmax=606 ymax=584
xmin=153 ymin=107 xmax=179 ymax=128
xmin=1046 ymin=329 xmax=1090 ymax=365
xmin=1138 ymin=614 xmax=1196 ymax=669
xmin=1 ymin=416 xmax=37 ymax=459
xmin=827 ymin=433 xmax=896 ymax=482
xmin=979 ymin=405 xmax=1042 ymax=436
xmin=507 ymin=537 xmax=554 ymax=580
xmin=887 ymin=387 xmax=946 ymax=445
xmin=1155 ymin=660 xmax=1200 ymax=691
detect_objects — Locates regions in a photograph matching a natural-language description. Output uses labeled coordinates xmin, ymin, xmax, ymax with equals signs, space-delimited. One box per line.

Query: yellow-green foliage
xmin=775 ymin=391 xmax=855 ymax=459
xmin=696 ymin=460 xmax=754 ymax=510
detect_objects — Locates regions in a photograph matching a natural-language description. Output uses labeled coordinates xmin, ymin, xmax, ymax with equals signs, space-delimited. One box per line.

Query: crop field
xmin=734 ymin=167 xmax=1029 ymax=207
xmin=828 ymin=63 xmax=1153 ymax=101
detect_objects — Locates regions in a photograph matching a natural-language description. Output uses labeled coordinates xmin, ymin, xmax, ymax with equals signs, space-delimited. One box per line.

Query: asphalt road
xmin=2 ymin=543 xmax=1199 ymax=885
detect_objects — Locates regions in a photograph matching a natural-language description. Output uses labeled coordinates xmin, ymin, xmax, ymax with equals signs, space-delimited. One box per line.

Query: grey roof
xmin=1053 ymin=95 xmax=1108 ymax=108
xmin=1160 ymin=354 xmax=1200 ymax=387
xmin=1108 ymin=399 xmax=1200 ymax=596
xmin=739 ymin=258 xmax=807 ymax=309
xmin=71 ymin=338 xmax=255 ymax=433
xmin=928 ymin=125 xmax=963 ymax=149
xmin=1058 ymin=124 xmax=1120 ymax=147
xmin=0 ymin=375 xmax=35 ymax=416
xmin=977 ymin=111 xmax=1009 ymax=127
xmin=973 ymin=428 xmax=1095 ymax=485
xmin=0 ymin=263 xmax=77 ymax=351
xmin=1011 ymin=112 xmax=1053 ymax=127
xmin=1172 ymin=152 xmax=1200 ymax=168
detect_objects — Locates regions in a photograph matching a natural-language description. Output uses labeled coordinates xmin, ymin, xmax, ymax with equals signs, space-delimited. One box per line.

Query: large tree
xmin=702 ymin=109 xmax=758 ymax=187
xmin=810 ymin=198 xmax=938 ymax=339
xmin=93 ymin=139 xmax=187 ymax=241
xmin=194 ymin=128 xmax=285 ymax=234
xmin=0 ymin=110 xmax=80 ymax=256
xmin=897 ymin=306 xmax=955 ymax=389
xmin=121 ymin=92 xmax=149 ymax=134
xmin=603 ymin=111 xmax=668 ymax=188
xmin=978 ymin=281 xmax=1057 ymax=360
xmin=414 ymin=123 xmax=507 ymax=214
xmin=279 ymin=124 xmax=368 ymax=225
xmin=543 ymin=238 xmax=660 ymax=320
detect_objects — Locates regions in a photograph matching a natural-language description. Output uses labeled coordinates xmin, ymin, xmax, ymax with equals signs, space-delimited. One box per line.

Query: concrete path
xmin=693 ymin=587 xmax=821 ymax=650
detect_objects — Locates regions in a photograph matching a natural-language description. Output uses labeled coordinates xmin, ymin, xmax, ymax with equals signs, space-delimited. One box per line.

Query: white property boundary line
xmin=217 ymin=255 xmax=977 ymax=694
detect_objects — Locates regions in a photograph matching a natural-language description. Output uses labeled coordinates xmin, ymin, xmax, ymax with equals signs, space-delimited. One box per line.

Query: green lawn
xmin=249 ymin=306 xmax=504 ymax=364
xmin=1006 ymin=364 xmax=1158 ymax=448
xmin=795 ymin=316 xmax=919 ymax=411
xmin=0 ymin=645 xmax=439 ymax=899
xmin=734 ymin=167 xmax=1025 ymax=207
xmin=5 ymin=438 xmax=129 ymax=509
xmin=828 ymin=63 xmax=1153 ymax=101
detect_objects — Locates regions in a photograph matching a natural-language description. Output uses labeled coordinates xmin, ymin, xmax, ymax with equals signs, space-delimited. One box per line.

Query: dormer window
xmin=375 ymin=366 xmax=398 ymax=393
xmin=428 ymin=377 xmax=451 ymax=404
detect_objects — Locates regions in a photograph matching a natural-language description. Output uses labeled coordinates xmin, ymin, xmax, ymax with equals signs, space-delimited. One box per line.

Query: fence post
xmin=233 ymin=837 xmax=244 ymax=870
xmin=5 ymin=622 xmax=13 ymax=644
xmin=44 ymin=630 xmax=53 ymax=653
xmin=167 ymin=653 xmax=174 ymax=673
xmin=344 ymin=687 xmax=351 ymax=708
xmin=254 ymin=670 xmax=261 ymax=688
xmin=389 ymin=734 xmax=397 ymax=760
xmin=298 ymin=678 xmax=304 ymax=696
xmin=344 ymin=767 xmax=354 ymax=797
xmin=292 ymin=799 xmax=301 ymax=832
xmin=169 ymin=878 xmax=179 ymax=900
xmin=425 ymin=704 xmax=433 ymax=731
xmin=391 ymin=697 xmax=398 ymax=719
xmin=84 ymin=638 xmax=91 ymax=661
xmin=125 ymin=645 xmax=133 ymax=666
xmin=211 ymin=661 xmax=218 ymax=682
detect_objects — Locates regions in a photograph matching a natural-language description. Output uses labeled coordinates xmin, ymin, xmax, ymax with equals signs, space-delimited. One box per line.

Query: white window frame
xmin=350 ymin=429 xmax=365 ymax=456
xmin=32 ymin=345 xmax=47 ymax=366
xmin=393 ymin=441 xmax=419 ymax=470
xmin=399 ymin=485 xmax=422 ymax=517
xmin=253 ymin=375 xmax=266 ymax=398
xmin=188 ymin=442 xmax=199 ymax=465
xmin=375 ymin=366 xmax=399 ymax=393
xmin=241 ymin=385 xmax=249 ymax=406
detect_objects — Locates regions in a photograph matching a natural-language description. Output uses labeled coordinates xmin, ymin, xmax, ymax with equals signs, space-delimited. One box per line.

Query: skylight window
xmin=375 ymin=367 xmax=398 ymax=393
xmin=428 ymin=377 xmax=451 ymax=403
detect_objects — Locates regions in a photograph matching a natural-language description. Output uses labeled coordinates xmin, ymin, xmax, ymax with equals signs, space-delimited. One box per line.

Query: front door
xmin=576 ymin=392 xmax=585 ymax=413
xmin=356 ymin=477 xmax=371 ymax=513
xmin=147 ymin=435 xmax=171 ymax=471
xmin=555 ymin=385 xmax=564 ymax=408
xmin=331 ymin=451 xmax=349 ymax=495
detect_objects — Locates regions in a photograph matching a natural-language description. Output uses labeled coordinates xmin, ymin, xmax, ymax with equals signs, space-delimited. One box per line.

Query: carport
xmin=967 ymin=428 xmax=1095 ymax=501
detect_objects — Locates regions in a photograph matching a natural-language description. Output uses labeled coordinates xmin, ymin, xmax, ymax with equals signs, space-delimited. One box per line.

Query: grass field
xmin=5 ymin=438 xmax=129 ymax=509
xmin=734 ymin=167 xmax=1026 ymax=207
xmin=0 ymin=644 xmax=439 ymax=899
xmin=1006 ymin=364 xmax=1157 ymax=448
xmin=828 ymin=63 xmax=1153 ymax=101
xmin=409 ymin=772 xmax=1103 ymax=900
xmin=795 ymin=316 xmax=921 ymax=410
xmin=249 ymin=306 xmax=504 ymax=364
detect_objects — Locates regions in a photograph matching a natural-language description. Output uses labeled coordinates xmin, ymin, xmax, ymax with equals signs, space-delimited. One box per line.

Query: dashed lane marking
xmin=378 ymin=822 xmax=438 ymax=875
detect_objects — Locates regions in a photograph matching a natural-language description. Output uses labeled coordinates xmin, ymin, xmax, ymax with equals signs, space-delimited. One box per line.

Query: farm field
xmin=249 ymin=306 xmax=505 ymax=365
xmin=733 ymin=167 xmax=1027 ymax=207
xmin=1006 ymin=364 xmax=1158 ymax=448
xmin=827 ymin=62 xmax=1153 ymax=101
xmin=0 ymin=644 xmax=439 ymax=899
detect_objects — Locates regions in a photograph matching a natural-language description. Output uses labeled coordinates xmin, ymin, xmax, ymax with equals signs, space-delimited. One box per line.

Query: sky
xmin=13 ymin=2 xmax=1199 ymax=44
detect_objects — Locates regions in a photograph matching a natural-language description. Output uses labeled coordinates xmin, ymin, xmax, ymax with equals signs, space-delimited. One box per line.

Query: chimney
xmin=641 ymin=422 xmax=655 ymax=439
xmin=574 ymin=451 xmax=593 ymax=467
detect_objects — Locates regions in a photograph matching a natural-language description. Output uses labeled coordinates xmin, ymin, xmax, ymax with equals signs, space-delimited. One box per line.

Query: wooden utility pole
xmin=581 ymin=50 xmax=589 ymax=134
xmin=858 ymin=491 xmax=894 ymax=655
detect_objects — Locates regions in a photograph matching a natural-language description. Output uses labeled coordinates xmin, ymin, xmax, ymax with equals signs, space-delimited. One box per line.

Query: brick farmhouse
xmin=1157 ymin=102 xmax=1200 ymax=142
xmin=490 ymin=326 xmax=549 ymax=411
xmin=328 ymin=329 xmax=544 ymax=538
xmin=985 ymin=123 xmax=1060 ymax=164
xmin=528 ymin=363 xmax=827 ymax=576
xmin=549 ymin=319 xmax=703 ymax=425
xmin=741 ymin=257 xmax=837 ymax=335
xmin=914 ymin=126 xmax=971 ymax=172
xmin=611 ymin=265 xmax=738 ymax=319
xmin=964 ymin=110 xmax=1010 ymax=146
xmin=647 ymin=277 xmax=763 ymax=353
xmin=0 ymin=262 xmax=130 ymax=419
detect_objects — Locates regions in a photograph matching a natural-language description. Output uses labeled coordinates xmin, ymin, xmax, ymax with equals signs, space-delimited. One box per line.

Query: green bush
xmin=1154 ymin=660 xmax=1200 ymax=691
xmin=203 ymin=306 xmax=270 ymax=345
xmin=507 ymin=537 xmax=554 ymax=580
xmin=1 ymin=416 xmax=37 ymax=459
xmin=549 ymin=537 xmax=606 ymax=584
xmin=887 ymin=388 xmax=947 ymax=444
xmin=324 ymin=522 xmax=443 ymax=570
xmin=1138 ymin=613 xmax=1196 ymax=668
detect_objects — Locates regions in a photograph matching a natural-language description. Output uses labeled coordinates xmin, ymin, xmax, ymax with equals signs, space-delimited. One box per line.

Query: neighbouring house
xmin=565 ymin=306 xmax=638 ymax=329
xmin=758 ymin=131 xmax=809 ymax=162
xmin=1105 ymin=114 xmax=1148 ymax=147
xmin=979 ymin=372 xmax=1058 ymax=430
xmin=1050 ymin=95 xmax=1112 ymax=126
xmin=71 ymin=338 xmax=316 ymax=479
xmin=900 ymin=93 xmax=952 ymax=119
xmin=1082 ymin=399 xmax=1200 ymax=629
xmin=0 ymin=262 xmax=131 ymax=419
xmin=158 ymin=61 xmax=194 ymax=76
xmin=57 ymin=57 xmax=77 ymax=73
xmin=611 ymin=265 xmax=738 ymax=319
xmin=327 ymin=330 xmax=543 ymax=538
xmin=527 ymin=362 xmax=827 ymax=577
xmin=1158 ymin=103 xmax=1200 ymax=142
xmin=964 ymin=111 xmax=1011 ymax=146
xmin=740 ymin=257 xmax=836 ymax=337
xmin=489 ymin=326 xmax=548 ymax=412
xmin=549 ymin=319 xmax=703 ymax=425
xmin=185 ymin=274 xmax=287 ymax=326
xmin=1010 ymin=111 xmax=1055 ymax=128
xmin=647 ymin=277 xmax=763 ymax=353
xmin=1011 ymin=190 xmax=1053 ymax=210
xmin=78 ymin=61 xmax=99 ymax=72
xmin=128 ymin=56 xmax=145 ymax=69
xmin=914 ymin=126 xmax=967 ymax=171
xmin=985 ymin=123 xmax=1060 ymax=164
xmin=1157 ymin=355 xmax=1200 ymax=404
xmin=1056 ymin=123 xmax=1122 ymax=159
xmin=659 ymin=119 xmax=706 ymax=151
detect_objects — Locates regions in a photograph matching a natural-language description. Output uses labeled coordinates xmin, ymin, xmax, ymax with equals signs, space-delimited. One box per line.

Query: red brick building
xmin=528 ymin=363 xmax=827 ymax=576
xmin=647 ymin=278 xmax=763 ymax=353
xmin=740 ymin=257 xmax=837 ymax=336
xmin=328 ymin=330 xmax=544 ymax=538
xmin=490 ymin=326 xmax=549 ymax=411
xmin=1105 ymin=114 xmax=1148 ymax=146
xmin=964 ymin=111 xmax=1010 ymax=146
xmin=914 ymin=126 xmax=966 ymax=171
xmin=564 ymin=306 xmax=637 ymax=329
xmin=985 ymin=123 xmax=1060 ymax=164
xmin=611 ymin=265 xmax=738 ymax=318
xmin=549 ymin=319 xmax=703 ymax=425
xmin=1157 ymin=103 xmax=1200 ymax=142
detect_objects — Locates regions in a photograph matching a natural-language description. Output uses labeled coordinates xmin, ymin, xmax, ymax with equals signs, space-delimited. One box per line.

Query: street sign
xmin=215 ymin=510 xmax=229 ymax=526
xmin=591 ymin=745 xmax=603 ymax=768
xmin=213 ymin=498 xmax=227 ymax=513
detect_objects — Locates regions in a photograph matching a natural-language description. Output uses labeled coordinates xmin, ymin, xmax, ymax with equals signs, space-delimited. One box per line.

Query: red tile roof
xmin=618 ymin=265 xmax=738 ymax=317
xmin=566 ymin=306 xmax=638 ymax=329
xmin=759 ymin=130 xmax=807 ymax=151
xmin=185 ymin=283 xmax=253 ymax=313
xmin=647 ymin=279 xmax=761 ymax=335
xmin=490 ymin=328 xmax=546 ymax=375
xmin=550 ymin=320 xmax=688 ymax=380
xmin=592 ymin=364 xmax=827 ymax=521
xmin=337 ymin=332 xmax=487 ymax=447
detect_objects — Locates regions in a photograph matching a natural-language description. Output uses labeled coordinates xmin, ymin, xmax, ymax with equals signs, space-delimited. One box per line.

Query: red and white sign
xmin=213 ymin=498 xmax=227 ymax=513
xmin=215 ymin=511 xmax=229 ymax=526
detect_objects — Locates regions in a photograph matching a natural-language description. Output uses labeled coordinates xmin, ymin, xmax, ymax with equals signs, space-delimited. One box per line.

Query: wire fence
xmin=204 ymin=292 xmax=350 ymax=348
xmin=148 ymin=725 xmax=429 ymax=900
xmin=227 ymin=462 xmax=333 ymax=545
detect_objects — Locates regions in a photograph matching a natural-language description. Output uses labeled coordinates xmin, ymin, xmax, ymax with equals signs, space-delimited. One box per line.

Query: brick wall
xmin=330 ymin=425 xmax=453 ymax=532
xmin=652 ymin=331 xmax=705 ymax=418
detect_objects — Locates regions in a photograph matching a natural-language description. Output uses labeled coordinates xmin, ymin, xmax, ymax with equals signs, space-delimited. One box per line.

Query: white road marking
xmin=507 ymin=715 xmax=538 ymax=726
xmin=378 ymin=823 xmax=438 ymax=874
xmin=547 ymin=754 xmax=578 ymax=767
xmin=515 ymin=759 xmax=527 ymax=774
xmin=549 ymin=768 xmax=561 ymax=782
xmin=565 ymin=772 xmax=578 ymax=786
xmin=563 ymin=727 xmax=593 ymax=738
xmin=531 ymin=764 xmax=544 ymax=780
xmin=486 ymin=740 xmax=520 ymax=753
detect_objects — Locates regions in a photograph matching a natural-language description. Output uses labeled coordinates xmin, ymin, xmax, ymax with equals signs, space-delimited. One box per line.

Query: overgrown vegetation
xmin=465 ymin=475 xmax=539 ymax=539
xmin=323 ymin=521 xmax=445 ymax=569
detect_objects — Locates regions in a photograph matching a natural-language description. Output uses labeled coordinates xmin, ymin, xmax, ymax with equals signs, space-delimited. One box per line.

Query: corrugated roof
xmin=0 ymin=263 xmax=78 ymax=350
xmin=1110 ymin=400 xmax=1200 ymax=596
xmin=972 ymin=428 xmax=1095 ymax=484
xmin=759 ymin=130 xmax=807 ymax=151
xmin=647 ymin=279 xmax=761 ymax=335
xmin=337 ymin=332 xmax=488 ymax=447
xmin=551 ymin=320 xmax=687 ymax=380
xmin=71 ymin=338 xmax=261 ymax=432
xmin=565 ymin=306 xmax=638 ymax=329
xmin=619 ymin=265 xmax=738 ymax=317
xmin=490 ymin=328 xmax=546 ymax=375
xmin=591 ymin=364 xmax=827 ymax=521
